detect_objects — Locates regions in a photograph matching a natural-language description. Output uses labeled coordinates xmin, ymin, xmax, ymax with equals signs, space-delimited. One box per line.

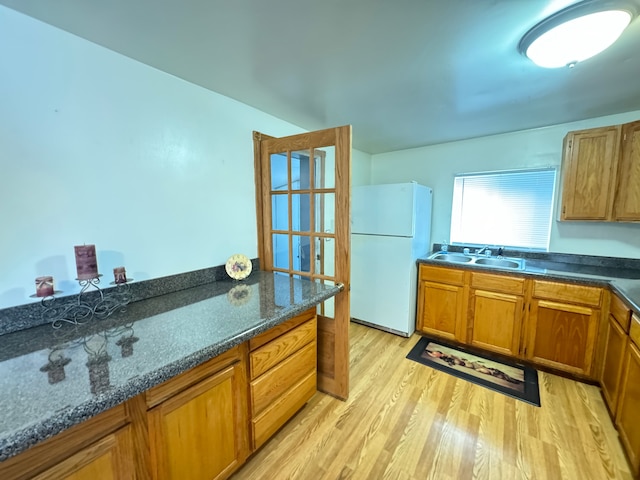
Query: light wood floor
xmin=232 ymin=322 xmax=633 ymax=480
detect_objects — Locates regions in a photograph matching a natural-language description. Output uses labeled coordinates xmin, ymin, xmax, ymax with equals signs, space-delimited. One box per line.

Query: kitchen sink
xmin=474 ymin=257 xmax=524 ymax=269
xmin=427 ymin=251 xmax=525 ymax=270
xmin=430 ymin=253 xmax=473 ymax=263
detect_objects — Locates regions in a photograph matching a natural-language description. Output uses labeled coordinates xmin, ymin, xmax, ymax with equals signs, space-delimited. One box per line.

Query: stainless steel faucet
xmin=475 ymin=245 xmax=491 ymax=256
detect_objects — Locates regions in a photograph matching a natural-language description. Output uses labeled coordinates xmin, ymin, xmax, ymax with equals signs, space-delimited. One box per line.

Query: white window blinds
xmin=450 ymin=168 xmax=556 ymax=251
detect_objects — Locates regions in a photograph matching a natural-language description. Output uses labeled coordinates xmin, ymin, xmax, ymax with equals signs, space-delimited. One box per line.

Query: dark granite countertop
xmin=0 ymin=271 xmax=340 ymax=462
xmin=417 ymin=252 xmax=640 ymax=313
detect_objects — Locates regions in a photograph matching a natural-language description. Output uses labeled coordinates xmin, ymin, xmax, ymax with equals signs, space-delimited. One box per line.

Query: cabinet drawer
xmin=470 ymin=272 xmax=525 ymax=295
xmin=251 ymin=371 xmax=316 ymax=450
xmin=250 ymin=318 xmax=316 ymax=379
xmin=610 ymin=294 xmax=632 ymax=332
xmin=250 ymin=309 xmax=315 ymax=351
xmin=630 ymin=314 xmax=640 ymax=349
xmin=419 ymin=264 xmax=465 ymax=285
xmin=251 ymin=341 xmax=316 ymax=416
xmin=532 ymin=280 xmax=602 ymax=307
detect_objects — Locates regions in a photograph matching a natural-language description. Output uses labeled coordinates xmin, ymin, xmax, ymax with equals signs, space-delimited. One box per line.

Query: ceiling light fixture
xmin=519 ymin=0 xmax=637 ymax=68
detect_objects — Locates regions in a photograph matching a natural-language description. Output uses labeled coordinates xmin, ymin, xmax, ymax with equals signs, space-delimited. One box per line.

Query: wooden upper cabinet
xmin=560 ymin=125 xmax=621 ymax=221
xmin=613 ymin=120 xmax=640 ymax=221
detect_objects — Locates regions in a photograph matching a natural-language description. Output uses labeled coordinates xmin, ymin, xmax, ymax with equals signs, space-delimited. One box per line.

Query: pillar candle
xmin=35 ymin=276 xmax=54 ymax=297
xmin=113 ymin=266 xmax=127 ymax=284
xmin=74 ymin=244 xmax=99 ymax=279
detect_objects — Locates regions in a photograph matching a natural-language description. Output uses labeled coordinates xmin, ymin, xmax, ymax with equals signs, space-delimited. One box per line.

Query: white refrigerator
xmin=350 ymin=182 xmax=432 ymax=337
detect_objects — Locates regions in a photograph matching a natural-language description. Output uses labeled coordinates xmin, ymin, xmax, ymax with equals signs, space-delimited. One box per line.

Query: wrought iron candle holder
xmin=39 ymin=275 xmax=133 ymax=329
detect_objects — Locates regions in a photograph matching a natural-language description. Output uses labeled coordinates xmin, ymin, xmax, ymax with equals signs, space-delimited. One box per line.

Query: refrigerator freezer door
xmin=350 ymin=234 xmax=418 ymax=336
xmin=352 ymin=183 xmax=416 ymax=237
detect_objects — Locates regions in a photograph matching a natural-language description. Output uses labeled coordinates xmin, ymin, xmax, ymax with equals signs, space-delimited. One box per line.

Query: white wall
xmin=0 ymin=7 xmax=310 ymax=309
xmin=371 ymin=111 xmax=640 ymax=259
xmin=351 ymin=149 xmax=372 ymax=187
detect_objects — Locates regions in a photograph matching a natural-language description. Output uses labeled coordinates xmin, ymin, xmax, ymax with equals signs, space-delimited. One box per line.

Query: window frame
xmin=449 ymin=167 xmax=557 ymax=251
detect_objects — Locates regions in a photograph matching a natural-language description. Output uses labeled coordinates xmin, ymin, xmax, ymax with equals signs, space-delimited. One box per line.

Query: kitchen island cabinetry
xmin=416 ymin=265 xmax=467 ymax=342
xmin=0 ymin=404 xmax=133 ymax=480
xmin=0 ymin=305 xmax=325 ymax=480
xmin=147 ymin=346 xmax=249 ymax=480
xmin=615 ymin=314 xmax=640 ymax=476
xmin=32 ymin=426 xmax=134 ymax=480
xmin=248 ymin=309 xmax=317 ymax=451
xmin=524 ymin=280 xmax=602 ymax=376
xmin=468 ymin=272 xmax=525 ymax=357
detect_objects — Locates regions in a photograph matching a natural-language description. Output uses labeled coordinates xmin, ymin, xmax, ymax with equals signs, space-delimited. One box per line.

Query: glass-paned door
xmin=254 ymin=126 xmax=351 ymax=399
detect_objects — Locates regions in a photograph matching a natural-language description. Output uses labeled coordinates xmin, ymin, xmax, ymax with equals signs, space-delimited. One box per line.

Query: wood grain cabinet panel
xmin=250 ymin=341 xmax=316 ymax=416
xmin=600 ymin=315 xmax=628 ymax=416
xmin=32 ymin=426 xmax=134 ymax=480
xmin=248 ymin=313 xmax=318 ymax=451
xmin=148 ymin=362 xmax=247 ymax=480
xmin=532 ymin=280 xmax=602 ymax=307
xmin=416 ymin=277 xmax=466 ymax=342
xmin=560 ymin=125 xmax=621 ymax=221
xmin=613 ymin=120 xmax=640 ymax=221
xmin=469 ymin=289 xmax=523 ymax=357
xmin=616 ymin=340 xmax=640 ymax=475
xmin=610 ymin=293 xmax=632 ymax=332
xmin=525 ymin=299 xmax=599 ymax=376
xmin=250 ymin=318 xmax=317 ymax=378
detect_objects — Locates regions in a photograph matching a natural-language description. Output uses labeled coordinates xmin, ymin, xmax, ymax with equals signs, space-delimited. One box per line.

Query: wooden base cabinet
xmin=601 ymin=315 xmax=628 ymax=415
xmin=616 ymin=340 xmax=640 ymax=474
xmin=525 ymin=299 xmax=599 ymax=375
xmin=468 ymin=272 xmax=525 ymax=357
xmin=33 ymin=426 xmax=134 ymax=480
xmin=147 ymin=348 xmax=248 ymax=480
xmin=0 ymin=404 xmax=132 ymax=480
xmin=416 ymin=265 xmax=467 ymax=342
xmin=248 ymin=309 xmax=317 ymax=451
xmin=524 ymin=280 xmax=601 ymax=376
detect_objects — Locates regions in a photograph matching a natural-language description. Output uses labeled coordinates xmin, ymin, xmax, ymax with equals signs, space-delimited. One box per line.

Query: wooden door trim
xmin=253 ymin=126 xmax=351 ymax=400
xmin=253 ymin=131 xmax=276 ymax=264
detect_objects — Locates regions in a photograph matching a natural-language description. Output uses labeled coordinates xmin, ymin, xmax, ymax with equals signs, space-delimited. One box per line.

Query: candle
xmin=35 ymin=276 xmax=54 ymax=297
xmin=113 ymin=266 xmax=127 ymax=284
xmin=74 ymin=245 xmax=99 ymax=279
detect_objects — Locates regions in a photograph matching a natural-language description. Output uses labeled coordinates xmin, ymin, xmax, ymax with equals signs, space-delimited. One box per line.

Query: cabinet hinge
xmin=623 ymin=133 xmax=627 ymax=141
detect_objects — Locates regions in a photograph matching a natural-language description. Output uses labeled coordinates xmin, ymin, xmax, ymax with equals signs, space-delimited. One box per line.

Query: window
xmin=450 ymin=168 xmax=556 ymax=251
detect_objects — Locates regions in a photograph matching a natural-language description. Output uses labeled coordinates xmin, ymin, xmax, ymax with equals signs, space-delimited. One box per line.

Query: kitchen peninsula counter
xmin=0 ymin=271 xmax=339 ymax=462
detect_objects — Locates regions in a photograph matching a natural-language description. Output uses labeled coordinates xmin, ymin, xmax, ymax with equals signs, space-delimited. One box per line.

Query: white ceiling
xmin=2 ymin=0 xmax=640 ymax=154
